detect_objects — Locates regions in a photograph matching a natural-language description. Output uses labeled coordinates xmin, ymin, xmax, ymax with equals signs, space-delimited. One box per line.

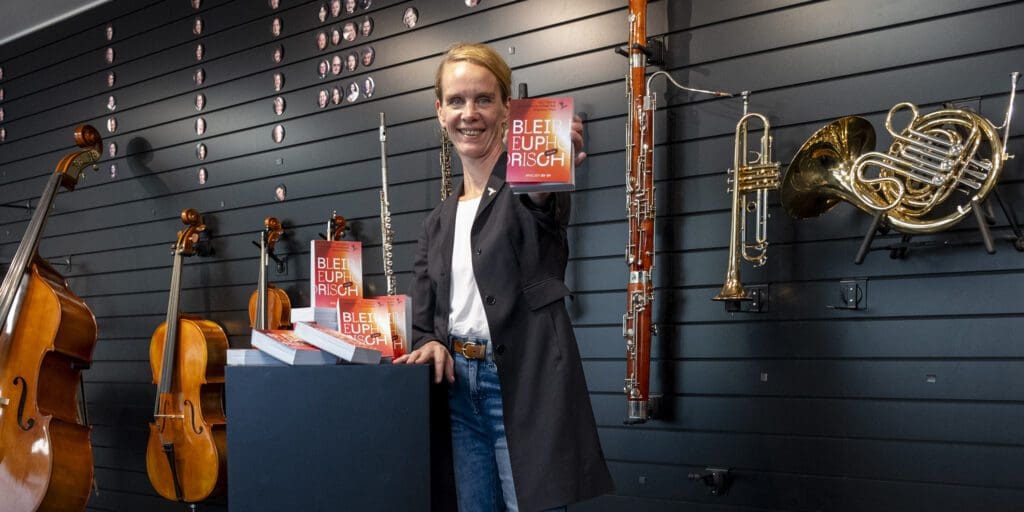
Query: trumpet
xmin=713 ymin=93 xmax=780 ymax=303
xmin=782 ymin=72 xmax=1020 ymax=235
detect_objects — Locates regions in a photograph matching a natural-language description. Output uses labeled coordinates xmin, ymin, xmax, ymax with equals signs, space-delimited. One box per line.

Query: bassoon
xmin=623 ymin=0 xmax=654 ymax=424
xmin=622 ymin=0 xmax=732 ymax=423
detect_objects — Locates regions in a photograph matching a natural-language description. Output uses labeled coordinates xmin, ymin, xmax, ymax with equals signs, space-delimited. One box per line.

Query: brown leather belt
xmin=451 ymin=336 xmax=489 ymax=360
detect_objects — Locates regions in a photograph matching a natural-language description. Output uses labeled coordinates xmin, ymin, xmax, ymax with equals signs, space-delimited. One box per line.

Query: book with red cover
xmin=335 ymin=298 xmax=392 ymax=355
xmin=293 ymin=321 xmax=388 ymax=364
xmin=379 ymin=295 xmax=411 ymax=358
xmin=250 ymin=329 xmax=338 ymax=365
xmin=506 ymin=97 xmax=575 ymax=193
xmin=310 ymin=240 xmax=362 ymax=308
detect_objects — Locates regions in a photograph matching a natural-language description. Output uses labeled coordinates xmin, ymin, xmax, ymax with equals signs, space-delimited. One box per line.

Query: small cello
xmin=146 ymin=209 xmax=228 ymax=505
xmin=325 ymin=211 xmax=347 ymax=241
xmin=0 ymin=125 xmax=100 ymax=512
xmin=248 ymin=217 xmax=292 ymax=330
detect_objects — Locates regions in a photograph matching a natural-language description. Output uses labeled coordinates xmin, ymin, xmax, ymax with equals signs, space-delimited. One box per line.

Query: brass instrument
xmin=782 ymin=72 xmax=1020 ymax=235
xmin=379 ymin=112 xmax=396 ymax=296
xmin=713 ymin=92 xmax=780 ymax=303
xmin=439 ymin=128 xmax=453 ymax=201
xmin=622 ymin=0 xmax=730 ymax=423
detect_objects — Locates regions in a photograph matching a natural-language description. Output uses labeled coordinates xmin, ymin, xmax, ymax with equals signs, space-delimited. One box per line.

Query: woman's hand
xmin=571 ymin=114 xmax=587 ymax=167
xmin=393 ymin=340 xmax=454 ymax=384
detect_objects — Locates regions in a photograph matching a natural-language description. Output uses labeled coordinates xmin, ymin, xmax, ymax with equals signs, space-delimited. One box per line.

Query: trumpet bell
xmin=780 ymin=116 xmax=876 ymax=219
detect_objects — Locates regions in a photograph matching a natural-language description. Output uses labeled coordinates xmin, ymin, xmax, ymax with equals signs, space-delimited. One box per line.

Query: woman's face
xmin=435 ymin=61 xmax=508 ymax=162
xmin=346 ymin=54 xmax=357 ymax=71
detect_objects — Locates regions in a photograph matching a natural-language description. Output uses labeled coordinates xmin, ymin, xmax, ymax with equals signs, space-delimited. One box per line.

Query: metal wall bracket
xmin=688 ymin=467 xmax=732 ymax=496
xmin=829 ymin=279 xmax=866 ymax=310
xmin=724 ymin=284 xmax=769 ymax=313
xmin=613 ymin=36 xmax=665 ymax=66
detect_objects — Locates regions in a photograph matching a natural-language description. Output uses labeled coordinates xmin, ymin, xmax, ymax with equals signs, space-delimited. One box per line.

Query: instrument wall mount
xmin=688 ymin=467 xmax=733 ymax=496
xmin=723 ymin=284 xmax=769 ymax=313
xmin=855 ymin=189 xmax=1024 ymax=264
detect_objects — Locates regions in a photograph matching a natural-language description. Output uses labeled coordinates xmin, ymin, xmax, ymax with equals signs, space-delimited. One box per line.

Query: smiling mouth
xmin=459 ymin=129 xmax=483 ymax=136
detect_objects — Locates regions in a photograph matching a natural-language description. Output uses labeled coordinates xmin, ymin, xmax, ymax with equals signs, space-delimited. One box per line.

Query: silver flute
xmin=379 ymin=112 xmax=396 ymax=296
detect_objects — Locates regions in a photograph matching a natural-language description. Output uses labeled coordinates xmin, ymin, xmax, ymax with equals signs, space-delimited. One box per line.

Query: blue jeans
xmin=449 ymin=352 xmax=518 ymax=511
xmin=448 ymin=352 xmax=568 ymax=512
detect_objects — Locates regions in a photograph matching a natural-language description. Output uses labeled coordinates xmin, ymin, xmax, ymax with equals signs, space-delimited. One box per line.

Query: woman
xmin=394 ymin=43 xmax=612 ymax=512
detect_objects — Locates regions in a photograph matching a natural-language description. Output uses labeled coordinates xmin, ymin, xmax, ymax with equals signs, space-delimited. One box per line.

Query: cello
xmin=0 ymin=124 xmax=101 ymax=512
xmin=146 ymin=208 xmax=228 ymax=505
xmin=0 ymin=125 xmax=101 ymax=512
xmin=248 ymin=217 xmax=291 ymax=330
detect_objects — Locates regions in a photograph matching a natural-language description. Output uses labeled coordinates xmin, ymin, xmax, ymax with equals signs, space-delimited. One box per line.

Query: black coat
xmin=410 ymin=154 xmax=613 ymax=511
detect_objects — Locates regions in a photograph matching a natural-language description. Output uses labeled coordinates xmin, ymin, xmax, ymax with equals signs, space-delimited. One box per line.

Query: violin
xmin=0 ymin=125 xmax=100 ymax=512
xmin=325 ymin=211 xmax=347 ymax=241
xmin=146 ymin=209 xmax=228 ymax=504
xmin=248 ymin=217 xmax=292 ymax=330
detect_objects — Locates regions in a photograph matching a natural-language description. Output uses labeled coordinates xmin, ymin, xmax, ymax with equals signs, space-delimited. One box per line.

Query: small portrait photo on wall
xmin=318 ymin=59 xmax=329 ymax=78
xmin=194 ymin=68 xmax=205 ymax=85
xmin=402 ymin=7 xmax=418 ymax=29
xmin=109 ymin=163 xmax=117 ymax=179
xmin=346 ymin=81 xmax=359 ymax=103
xmin=360 ymin=17 xmax=373 ymax=37
xmin=269 ymin=0 xmax=280 ymax=9
xmin=107 ymin=71 xmax=116 ymax=87
xmin=342 ymin=22 xmax=356 ymax=42
xmin=274 ymin=184 xmax=287 ymax=201
xmin=363 ymin=76 xmax=375 ymax=98
xmin=318 ymin=3 xmax=328 ymax=22
xmin=316 ymin=31 xmax=328 ymax=51
xmin=195 ymin=117 xmax=206 ymax=135
xmin=342 ymin=0 xmax=354 ymax=15
xmin=331 ymin=27 xmax=341 ymax=46
xmin=272 ymin=45 xmax=284 ymax=63
xmin=0 ymin=108 xmax=4 ymax=122
xmin=345 ymin=52 xmax=357 ymax=72
xmin=198 ymin=167 xmax=208 ymax=185
xmin=317 ymin=89 xmax=329 ymax=109
xmin=361 ymin=46 xmax=375 ymax=67
xmin=195 ymin=43 xmax=205 ymax=61
xmin=196 ymin=143 xmax=208 ymax=161
xmin=273 ymin=96 xmax=286 ymax=115
xmin=466 ymin=0 xmax=480 ymax=6
xmin=106 ymin=116 xmax=117 ymax=134
xmin=272 ymin=124 xmax=285 ymax=143
xmin=360 ymin=0 xmax=371 ymax=10
xmin=191 ymin=0 xmax=201 ymax=9
xmin=332 ymin=0 xmax=343 ymax=17
xmin=105 ymin=47 xmax=115 ymax=64
xmin=195 ymin=93 xmax=206 ymax=111
xmin=273 ymin=72 xmax=285 ymax=91
xmin=193 ymin=17 xmax=203 ymax=36
xmin=105 ymin=23 xmax=114 ymax=41
xmin=332 ymin=86 xmax=342 ymax=105
xmin=106 ymin=95 xmax=117 ymax=111
xmin=271 ymin=17 xmax=283 ymax=37
xmin=108 ymin=141 xmax=117 ymax=158
xmin=0 ymin=127 xmax=6 ymax=143
xmin=332 ymin=55 xmax=343 ymax=75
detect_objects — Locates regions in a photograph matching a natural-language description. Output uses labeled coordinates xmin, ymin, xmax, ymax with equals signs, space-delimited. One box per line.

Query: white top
xmin=448 ymin=196 xmax=491 ymax=339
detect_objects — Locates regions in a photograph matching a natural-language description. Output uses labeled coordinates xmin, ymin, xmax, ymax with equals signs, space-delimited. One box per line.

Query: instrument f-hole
xmin=185 ymin=400 xmax=204 ymax=435
xmin=13 ymin=376 xmax=36 ymax=431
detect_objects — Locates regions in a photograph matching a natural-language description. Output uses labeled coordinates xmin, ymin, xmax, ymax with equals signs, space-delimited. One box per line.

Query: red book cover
xmin=335 ymin=298 xmax=392 ymax=355
xmin=379 ymin=294 xmax=410 ymax=358
xmin=250 ymin=329 xmax=337 ymax=365
xmin=294 ymin=322 xmax=390 ymax=364
xmin=506 ymin=97 xmax=575 ymax=192
xmin=310 ymin=240 xmax=362 ymax=308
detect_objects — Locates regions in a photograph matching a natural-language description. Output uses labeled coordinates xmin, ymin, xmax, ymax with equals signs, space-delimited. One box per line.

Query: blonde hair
xmin=434 ymin=43 xmax=512 ymax=102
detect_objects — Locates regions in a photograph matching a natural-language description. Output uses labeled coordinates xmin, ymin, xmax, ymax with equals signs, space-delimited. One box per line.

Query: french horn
xmin=781 ymin=72 xmax=1019 ymax=234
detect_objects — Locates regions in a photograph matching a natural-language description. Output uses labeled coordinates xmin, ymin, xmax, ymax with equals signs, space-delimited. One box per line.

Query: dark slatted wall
xmin=1 ymin=0 xmax=1022 ymax=511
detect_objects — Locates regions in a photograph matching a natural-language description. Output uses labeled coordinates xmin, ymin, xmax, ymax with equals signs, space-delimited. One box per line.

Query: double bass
xmin=248 ymin=217 xmax=291 ymax=330
xmin=146 ymin=209 xmax=228 ymax=505
xmin=0 ymin=125 xmax=101 ymax=511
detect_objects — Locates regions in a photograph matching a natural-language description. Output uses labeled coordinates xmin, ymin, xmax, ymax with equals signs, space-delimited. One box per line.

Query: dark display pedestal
xmin=226 ymin=364 xmax=453 ymax=511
